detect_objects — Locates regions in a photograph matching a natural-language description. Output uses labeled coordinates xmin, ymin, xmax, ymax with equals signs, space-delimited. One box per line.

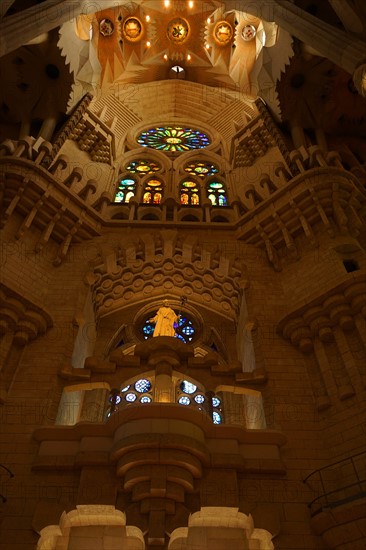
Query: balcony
xmin=304 ymin=451 xmax=366 ymax=548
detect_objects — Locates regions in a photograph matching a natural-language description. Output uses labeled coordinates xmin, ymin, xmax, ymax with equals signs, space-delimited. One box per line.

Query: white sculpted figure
xmin=149 ymin=300 xmax=179 ymax=337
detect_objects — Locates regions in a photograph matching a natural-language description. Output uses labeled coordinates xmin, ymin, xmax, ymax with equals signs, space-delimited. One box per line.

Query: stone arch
xmin=36 ymin=505 xmax=145 ymax=550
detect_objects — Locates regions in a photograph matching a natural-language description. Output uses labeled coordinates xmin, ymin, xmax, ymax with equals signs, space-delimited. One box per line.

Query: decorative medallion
xmin=123 ymin=17 xmax=143 ymax=42
xmin=213 ymin=21 xmax=234 ymax=46
xmin=137 ymin=126 xmax=210 ymax=152
xmin=99 ymin=18 xmax=114 ymax=37
xmin=167 ymin=18 xmax=190 ymax=44
xmin=242 ymin=24 xmax=257 ymax=41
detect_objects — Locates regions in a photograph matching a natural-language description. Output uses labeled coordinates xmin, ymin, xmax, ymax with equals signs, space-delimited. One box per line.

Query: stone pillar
xmin=154 ymin=362 xmax=173 ymax=403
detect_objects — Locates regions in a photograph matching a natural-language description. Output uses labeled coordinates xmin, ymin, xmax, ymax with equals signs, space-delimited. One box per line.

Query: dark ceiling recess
xmin=291 ymin=74 xmax=305 ymax=89
xmin=45 ymin=64 xmax=60 ymax=79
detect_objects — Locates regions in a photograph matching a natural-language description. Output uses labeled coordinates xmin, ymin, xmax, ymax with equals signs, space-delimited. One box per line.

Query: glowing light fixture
xmin=207 ymin=17 xmax=211 ymax=24
xmin=187 ymin=53 xmax=191 ymax=61
xmin=146 ymin=41 xmax=151 ymax=47
xmin=163 ymin=53 xmax=168 ymax=60
xmin=164 ymin=0 xmax=170 ymax=7
xmin=188 ymin=1 xmax=194 ymax=7
xmin=145 ymin=15 xmax=150 ymax=22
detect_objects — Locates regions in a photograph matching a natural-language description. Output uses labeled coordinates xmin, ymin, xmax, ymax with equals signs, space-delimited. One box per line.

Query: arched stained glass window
xmin=114 ymin=178 xmax=137 ymax=203
xmin=207 ymin=181 xmax=227 ymax=206
xmin=184 ymin=160 xmax=219 ymax=178
xmin=126 ymin=159 xmax=161 ymax=174
xmin=143 ymin=178 xmax=163 ymax=204
xmin=137 ymin=126 xmax=210 ymax=152
xmin=180 ymin=180 xmax=200 ymax=205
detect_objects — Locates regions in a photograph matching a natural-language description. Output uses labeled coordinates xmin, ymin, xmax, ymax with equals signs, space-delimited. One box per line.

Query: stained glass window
xmin=213 ymin=411 xmax=222 ymax=424
xmin=125 ymin=393 xmax=137 ymax=402
xmin=140 ymin=395 xmax=152 ymax=403
xmin=143 ymin=178 xmax=163 ymax=204
xmin=125 ymin=159 xmax=161 ymax=174
xmin=207 ymin=181 xmax=227 ymax=206
xmin=212 ymin=396 xmax=221 ymax=408
xmin=142 ymin=314 xmax=196 ymax=343
xmin=178 ymin=396 xmax=191 ymax=405
xmin=180 ymin=180 xmax=200 ymax=205
xmin=135 ymin=379 xmax=152 ymax=393
xmin=137 ymin=126 xmax=210 ymax=152
xmin=184 ymin=161 xmax=219 ymax=178
xmin=114 ymin=178 xmax=136 ymax=203
xmin=180 ymin=380 xmax=197 ymax=394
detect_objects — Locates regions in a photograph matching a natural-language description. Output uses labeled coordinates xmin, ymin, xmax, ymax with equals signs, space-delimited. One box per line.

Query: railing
xmin=304 ymin=451 xmax=366 ymax=516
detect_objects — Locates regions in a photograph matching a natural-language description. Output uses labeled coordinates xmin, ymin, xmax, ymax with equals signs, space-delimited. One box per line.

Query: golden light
xmin=163 ymin=53 xmax=168 ymax=60
xmin=188 ymin=0 xmax=194 ymax=7
xmin=207 ymin=17 xmax=211 ymax=24
xmin=145 ymin=15 xmax=150 ymax=22
xmin=146 ymin=41 xmax=151 ymax=47
xmin=205 ymin=43 xmax=210 ymax=49
xmin=187 ymin=53 xmax=191 ymax=60
xmin=164 ymin=0 xmax=170 ymax=7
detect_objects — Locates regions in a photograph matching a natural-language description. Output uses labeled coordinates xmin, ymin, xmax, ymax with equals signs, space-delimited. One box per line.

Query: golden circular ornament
xmin=123 ymin=17 xmax=143 ymax=42
xmin=167 ymin=18 xmax=190 ymax=44
xmin=213 ymin=21 xmax=233 ymax=45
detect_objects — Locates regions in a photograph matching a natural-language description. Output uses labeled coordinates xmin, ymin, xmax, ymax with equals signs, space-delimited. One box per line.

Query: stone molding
xmin=237 ymin=151 xmax=366 ymax=270
xmin=0 ymin=283 xmax=53 ymax=346
xmin=90 ymin=231 xmax=244 ymax=320
xmin=277 ymin=273 xmax=366 ymax=353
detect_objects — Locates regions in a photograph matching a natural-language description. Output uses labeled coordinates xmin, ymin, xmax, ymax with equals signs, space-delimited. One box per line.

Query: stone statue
xmin=149 ymin=300 xmax=180 ymax=337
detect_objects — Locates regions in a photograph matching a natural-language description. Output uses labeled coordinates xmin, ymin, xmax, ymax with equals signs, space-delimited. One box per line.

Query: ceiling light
xmin=188 ymin=1 xmax=194 ymax=7
xmin=164 ymin=0 xmax=170 ymax=7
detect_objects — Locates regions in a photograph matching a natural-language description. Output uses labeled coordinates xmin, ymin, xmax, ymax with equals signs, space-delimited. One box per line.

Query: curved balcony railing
xmin=304 ymin=451 xmax=366 ymax=516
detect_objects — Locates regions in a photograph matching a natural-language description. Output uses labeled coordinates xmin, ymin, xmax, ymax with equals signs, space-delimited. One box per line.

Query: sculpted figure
xmin=149 ymin=300 xmax=179 ymax=337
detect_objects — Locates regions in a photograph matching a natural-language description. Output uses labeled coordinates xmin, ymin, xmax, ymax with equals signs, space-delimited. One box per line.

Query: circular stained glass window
xmin=125 ymin=393 xmax=137 ymax=402
xmin=135 ymin=379 xmax=152 ymax=393
xmin=140 ymin=395 xmax=152 ymax=403
xmin=99 ymin=18 xmax=114 ymax=37
xmin=180 ymin=380 xmax=197 ymax=394
xmin=213 ymin=411 xmax=222 ymax=424
xmin=212 ymin=397 xmax=221 ymax=408
xmin=178 ymin=396 xmax=191 ymax=405
xmin=126 ymin=159 xmax=161 ymax=174
xmin=195 ymin=394 xmax=205 ymax=404
xmin=167 ymin=18 xmax=190 ymax=44
xmin=242 ymin=24 xmax=256 ymax=41
xmin=184 ymin=161 xmax=219 ymax=178
xmin=137 ymin=126 xmax=210 ymax=153
xmin=109 ymin=395 xmax=121 ymax=405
